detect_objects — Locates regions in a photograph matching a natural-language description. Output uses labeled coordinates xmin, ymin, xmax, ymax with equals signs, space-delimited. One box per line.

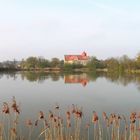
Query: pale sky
xmin=0 ymin=0 xmax=140 ymax=61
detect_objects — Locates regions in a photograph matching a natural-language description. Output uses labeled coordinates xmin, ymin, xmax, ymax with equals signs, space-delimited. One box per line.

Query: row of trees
xmin=87 ymin=54 xmax=140 ymax=72
xmin=0 ymin=53 xmax=140 ymax=72
xmin=20 ymin=57 xmax=64 ymax=69
xmin=104 ymin=54 xmax=140 ymax=72
xmin=0 ymin=60 xmax=20 ymax=70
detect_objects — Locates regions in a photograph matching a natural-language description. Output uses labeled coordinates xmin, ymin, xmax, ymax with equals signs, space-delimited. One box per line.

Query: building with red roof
xmin=64 ymin=52 xmax=89 ymax=65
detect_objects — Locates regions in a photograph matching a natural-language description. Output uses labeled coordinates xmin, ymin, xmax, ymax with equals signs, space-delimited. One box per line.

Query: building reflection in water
xmin=64 ymin=73 xmax=89 ymax=87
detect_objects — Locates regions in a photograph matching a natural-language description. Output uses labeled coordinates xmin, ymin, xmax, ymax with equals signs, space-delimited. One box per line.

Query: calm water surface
xmin=0 ymin=71 xmax=140 ymax=119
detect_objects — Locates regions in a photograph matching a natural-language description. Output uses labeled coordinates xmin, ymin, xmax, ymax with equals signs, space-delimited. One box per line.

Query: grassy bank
xmin=1 ymin=67 xmax=140 ymax=74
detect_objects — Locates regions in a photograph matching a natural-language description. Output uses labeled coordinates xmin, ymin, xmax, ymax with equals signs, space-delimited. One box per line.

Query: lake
xmin=0 ymin=71 xmax=140 ymax=139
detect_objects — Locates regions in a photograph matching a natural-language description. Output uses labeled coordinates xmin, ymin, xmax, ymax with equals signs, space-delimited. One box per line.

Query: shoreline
xmin=1 ymin=67 xmax=140 ymax=74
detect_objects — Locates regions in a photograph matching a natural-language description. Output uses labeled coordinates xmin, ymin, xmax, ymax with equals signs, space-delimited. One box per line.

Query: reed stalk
xmin=0 ymin=98 xmax=140 ymax=140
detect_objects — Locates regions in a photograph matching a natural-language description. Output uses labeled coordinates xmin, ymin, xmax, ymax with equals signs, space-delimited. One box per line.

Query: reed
xmin=0 ymin=98 xmax=140 ymax=140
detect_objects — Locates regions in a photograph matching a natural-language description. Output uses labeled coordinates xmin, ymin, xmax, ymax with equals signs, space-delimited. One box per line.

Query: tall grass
xmin=0 ymin=98 xmax=140 ymax=140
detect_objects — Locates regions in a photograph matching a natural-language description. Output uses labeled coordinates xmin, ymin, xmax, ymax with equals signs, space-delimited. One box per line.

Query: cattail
xmin=79 ymin=110 xmax=83 ymax=118
xmin=15 ymin=107 xmax=20 ymax=114
xmin=102 ymin=112 xmax=107 ymax=121
xmin=11 ymin=97 xmax=20 ymax=114
xmin=130 ymin=112 xmax=136 ymax=124
xmin=130 ymin=112 xmax=136 ymax=120
xmin=118 ymin=115 xmax=121 ymax=120
xmin=92 ymin=111 xmax=98 ymax=123
xmin=109 ymin=114 xmax=114 ymax=125
xmin=35 ymin=120 xmax=38 ymax=126
xmin=66 ymin=111 xmax=71 ymax=128
xmin=13 ymin=105 xmax=20 ymax=114
xmin=54 ymin=117 xmax=57 ymax=123
xmin=75 ymin=108 xmax=83 ymax=119
xmin=39 ymin=111 xmax=44 ymax=119
xmin=49 ymin=110 xmax=54 ymax=120
xmin=2 ymin=102 xmax=10 ymax=114
xmin=11 ymin=96 xmax=17 ymax=109
xmin=131 ymin=118 xmax=136 ymax=124
xmin=66 ymin=111 xmax=71 ymax=120
xmin=45 ymin=119 xmax=50 ymax=128
xmin=55 ymin=104 xmax=59 ymax=110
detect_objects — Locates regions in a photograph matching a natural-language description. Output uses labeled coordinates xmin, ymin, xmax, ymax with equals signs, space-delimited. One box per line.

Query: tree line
xmin=0 ymin=53 xmax=140 ymax=72
xmin=87 ymin=53 xmax=140 ymax=73
xmin=20 ymin=57 xmax=64 ymax=69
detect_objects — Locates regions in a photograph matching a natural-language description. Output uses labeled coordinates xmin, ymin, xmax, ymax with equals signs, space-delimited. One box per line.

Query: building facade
xmin=64 ymin=52 xmax=89 ymax=66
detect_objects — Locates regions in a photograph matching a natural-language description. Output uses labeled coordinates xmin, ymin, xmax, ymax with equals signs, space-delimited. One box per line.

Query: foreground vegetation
xmin=0 ymin=53 xmax=140 ymax=73
xmin=0 ymin=97 xmax=140 ymax=140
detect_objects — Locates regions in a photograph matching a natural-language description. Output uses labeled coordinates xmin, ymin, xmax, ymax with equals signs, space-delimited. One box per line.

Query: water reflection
xmin=64 ymin=73 xmax=89 ymax=86
xmin=98 ymin=72 xmax=140 ymax=87
xmin=0 ymin=71 xmax=140 ymax=90
xmin=20 ymin=72 xmax=63 ymax=83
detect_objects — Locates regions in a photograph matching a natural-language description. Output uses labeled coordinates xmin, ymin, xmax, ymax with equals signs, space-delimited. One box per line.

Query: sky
xmin=0 ymin=0 xmax=140 ymax=61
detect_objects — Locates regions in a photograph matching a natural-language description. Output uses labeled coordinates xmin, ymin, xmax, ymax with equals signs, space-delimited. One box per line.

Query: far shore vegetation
xmin=1 ymin=53 xmax=140 ymax=73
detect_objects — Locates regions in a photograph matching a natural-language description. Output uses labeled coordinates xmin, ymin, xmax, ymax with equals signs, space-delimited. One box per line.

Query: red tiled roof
xmin=64 ymin=52 xmax=89 ymax=61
